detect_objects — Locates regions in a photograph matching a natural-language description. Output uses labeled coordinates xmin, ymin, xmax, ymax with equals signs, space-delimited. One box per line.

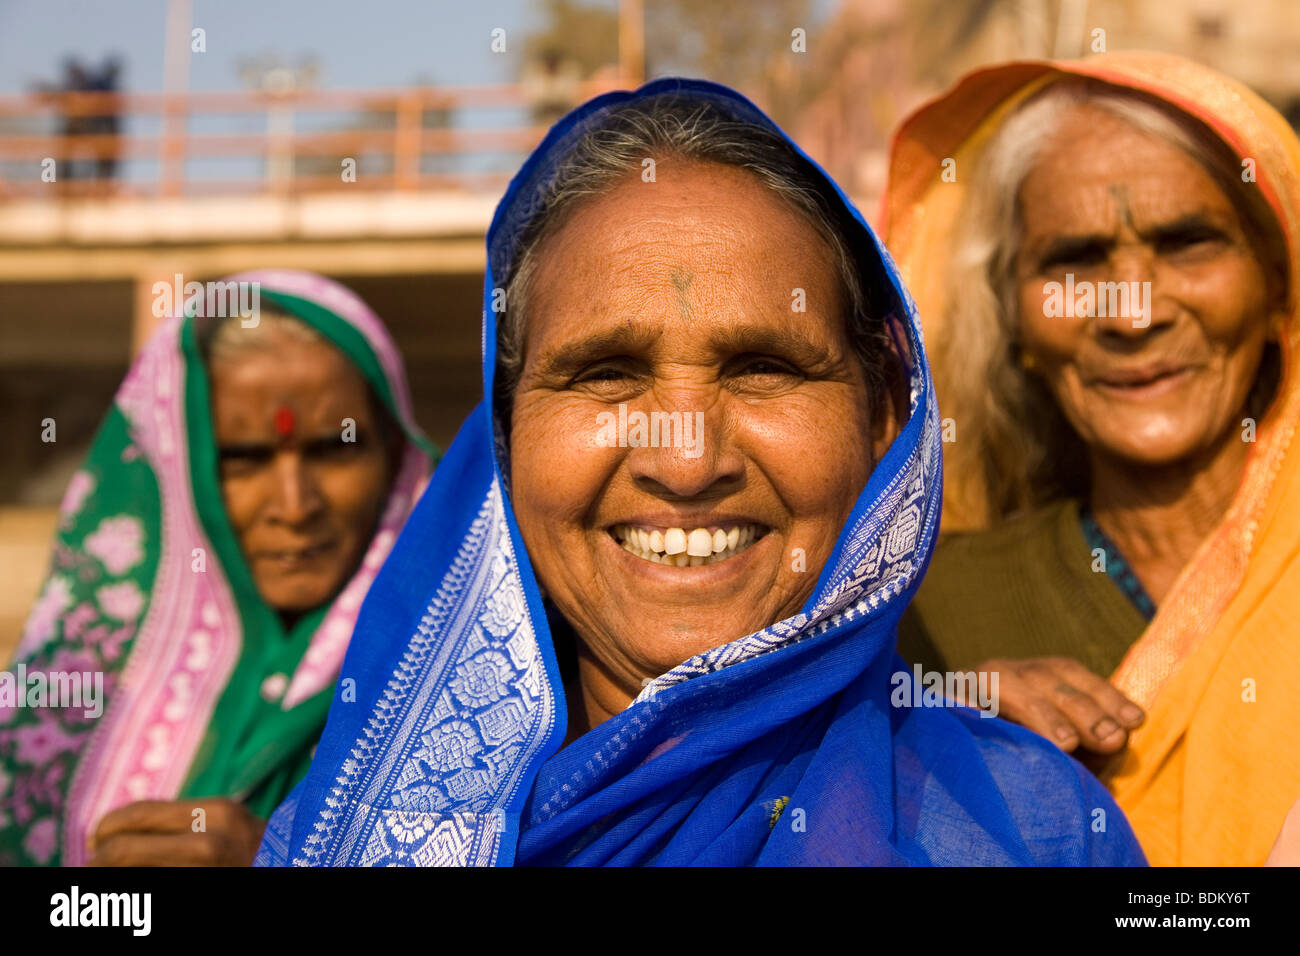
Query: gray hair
xmin=938 ymin=77 xmax=1288 ymax=522
xmin=494 ymin=93 xmax=895 ymax=433
xmin=201 ymin=306 xmax=328 ymax=365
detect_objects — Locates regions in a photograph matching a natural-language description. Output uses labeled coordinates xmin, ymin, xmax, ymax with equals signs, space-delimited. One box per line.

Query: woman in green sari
xmin=0 ymin=269 xmax=435 ymax=865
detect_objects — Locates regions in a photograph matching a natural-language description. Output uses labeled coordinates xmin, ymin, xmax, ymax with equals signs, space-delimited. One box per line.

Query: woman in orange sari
xmin=884 ymin=52 xmax=1300 ymax=866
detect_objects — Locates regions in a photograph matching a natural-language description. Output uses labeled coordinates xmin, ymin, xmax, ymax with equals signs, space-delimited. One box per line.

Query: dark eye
xmin=305 ymin=434 xmax=367 ymax=460
xmin=736 ymin=356 xmax=799 ymax=377
xmin=1157 ymin=227 xmax=1224 ymax=256
xmin=218 ymin=444 xmax=274 ymax=475
xmin=570 ymin=359 xmax=644 ymax=398
xmin=725 ymin=356 xmax=804 ymax=395
xmin=576 ymin=366 xmax=630 ymax=383
xmin=1041 ymin=243 xmax=1108 ymax=270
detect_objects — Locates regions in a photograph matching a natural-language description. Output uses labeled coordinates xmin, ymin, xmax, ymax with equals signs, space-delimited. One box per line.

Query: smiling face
xmin=208 ymin=329 xmax=393 ymax=615
xmin=508 ymin=160 xmax=894 ymax=701
xmin=1014 ymin=105 xmax=1282 ymax=468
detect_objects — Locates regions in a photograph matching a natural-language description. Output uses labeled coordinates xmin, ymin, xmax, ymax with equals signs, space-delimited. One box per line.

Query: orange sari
xmin=882 ymin=52 xmax=1300 ymax=865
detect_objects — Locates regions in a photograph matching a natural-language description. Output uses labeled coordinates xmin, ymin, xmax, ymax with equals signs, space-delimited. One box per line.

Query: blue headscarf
xmin=255 ymin=79 xmax=1146 ymax=867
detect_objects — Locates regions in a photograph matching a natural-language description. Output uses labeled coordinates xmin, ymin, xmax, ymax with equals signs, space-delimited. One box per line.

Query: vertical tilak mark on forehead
xmin=671 ymin=270 xmax=694 ymax=323
xmin=1109 ymin=184 xmax=1136 ymax=230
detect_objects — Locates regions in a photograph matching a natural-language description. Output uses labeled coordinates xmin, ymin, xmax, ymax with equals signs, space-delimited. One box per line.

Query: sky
xmin=0 ymin=0 xmax=838 ymax=184
xmin=0 ymin=0 xmax=603 ymax=182
xmin=0 ymin=0 xmax=561 ymax=93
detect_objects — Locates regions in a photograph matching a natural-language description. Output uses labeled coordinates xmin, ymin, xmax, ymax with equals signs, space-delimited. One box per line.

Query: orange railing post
xmin=160 ymin=91 xmax=185 ymax=197
xmin=394 ymin=91 xmax=422 ymax=191
xmin=0 ymin=81 xmax=620 ymax=199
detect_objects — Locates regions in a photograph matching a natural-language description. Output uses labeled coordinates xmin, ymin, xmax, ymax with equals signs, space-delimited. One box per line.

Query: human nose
xmin=624 ymin=392 xmax=744 ymax=500
xmin=269 ymin=452 xmax=325 ymax=525
xmin=1093 ymin=244 xmax=1171 ymax=338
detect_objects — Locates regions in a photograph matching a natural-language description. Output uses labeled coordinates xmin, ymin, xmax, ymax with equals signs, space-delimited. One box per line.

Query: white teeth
xmin=612 ymin=523 xmax=766 ymax=568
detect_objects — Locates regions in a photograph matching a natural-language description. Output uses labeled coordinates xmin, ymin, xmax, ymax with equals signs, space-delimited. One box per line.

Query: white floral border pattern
xmin=296 ymin=480 xmax=556 ymax=866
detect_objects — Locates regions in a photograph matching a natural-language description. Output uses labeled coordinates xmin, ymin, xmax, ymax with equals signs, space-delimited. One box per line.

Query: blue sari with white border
xmin=255 ymin=78 xmax=1146 ymax=867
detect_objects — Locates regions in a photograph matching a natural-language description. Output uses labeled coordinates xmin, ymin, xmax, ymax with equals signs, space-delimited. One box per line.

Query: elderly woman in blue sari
xmin=256 ymin=80 xmax=1145 ymax=866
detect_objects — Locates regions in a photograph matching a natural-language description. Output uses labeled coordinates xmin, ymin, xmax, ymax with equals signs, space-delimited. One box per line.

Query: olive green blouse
xmin=897 ymin=498 xmax=1149 ymax=677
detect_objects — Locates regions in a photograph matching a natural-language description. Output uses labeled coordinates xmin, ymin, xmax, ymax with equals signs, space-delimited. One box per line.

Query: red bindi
xmin=273 ymin=405 xmax=296 ymax=440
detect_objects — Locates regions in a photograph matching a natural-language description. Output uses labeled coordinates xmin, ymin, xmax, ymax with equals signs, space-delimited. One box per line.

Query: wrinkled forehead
xmin=487 ymin=83 xmax=926 ymax=413
xmin=529 ymin=163 xmax=845 ymax=298
xmin=1019 ymin=122 xmax=1233 ymax=226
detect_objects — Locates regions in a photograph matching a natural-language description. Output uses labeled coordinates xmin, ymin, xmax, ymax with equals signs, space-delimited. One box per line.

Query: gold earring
xmin=1019 ymin=350 xmax=1036 ymax=371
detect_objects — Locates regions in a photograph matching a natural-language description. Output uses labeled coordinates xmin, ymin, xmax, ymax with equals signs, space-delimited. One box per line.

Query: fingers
xmin=91 ymin=799 xmax=196 ymax=850
xmin=973 ymin=657 xmax=1144 ymax=755
xmin=1024 ymin=658 xmax=1141 ymax=753
xmin=979 ymin=660 xmax=1084 ymax=751
xmin=89 ymin=831 xmax=224 ymax=867
xmin=89 ymin=799 xmax=264 ymax=866
xmin=90 ymin=798 xmax=258 ymax=858
xmin=1015 ymin=660 xmax=1123 ymax=753
xmin=1047 ymin=657 xmax=1145 ymax=728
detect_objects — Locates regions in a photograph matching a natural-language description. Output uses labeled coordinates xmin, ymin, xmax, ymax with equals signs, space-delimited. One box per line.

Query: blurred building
xmin=792 ymin=0 xmax=1300 ymax=209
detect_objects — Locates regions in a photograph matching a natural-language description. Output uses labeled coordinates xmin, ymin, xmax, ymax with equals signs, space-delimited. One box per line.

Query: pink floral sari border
xmin=63 ymin=319 xmax=243 ymax=866
xmin=61 ymin=274 xmax=430 ymax=863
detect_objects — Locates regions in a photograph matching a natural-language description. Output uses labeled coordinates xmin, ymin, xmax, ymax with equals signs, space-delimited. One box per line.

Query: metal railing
xmin=0 ymin=82 xmax=617 ymax=199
